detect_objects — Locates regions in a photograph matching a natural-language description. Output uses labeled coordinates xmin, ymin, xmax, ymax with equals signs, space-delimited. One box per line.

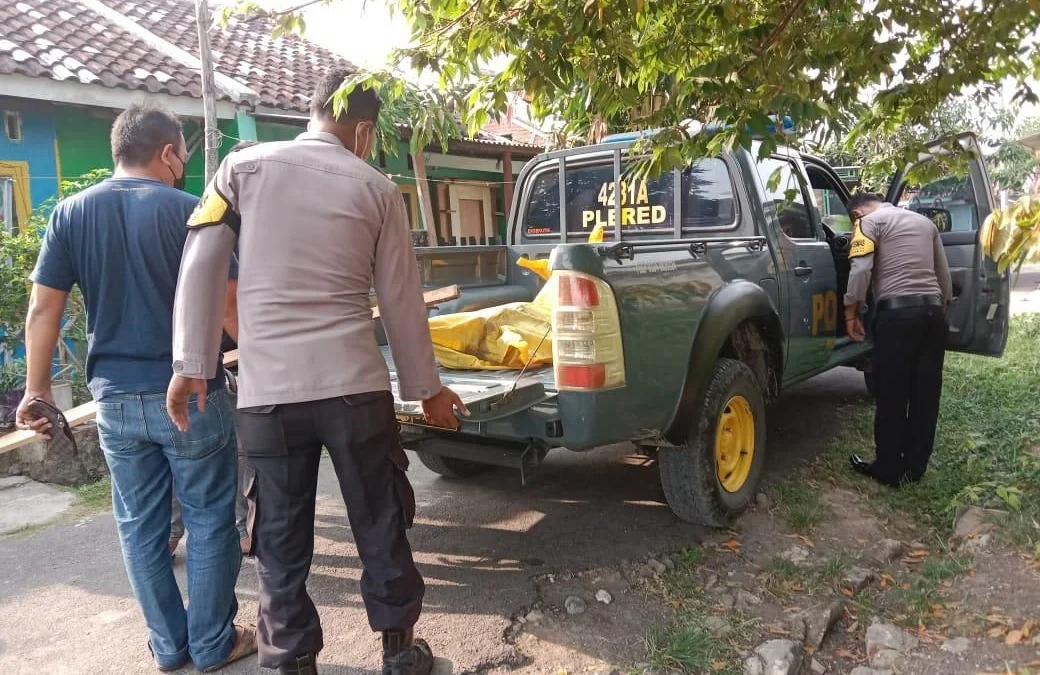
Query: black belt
xmin=877 ymin=294 xmax=943 ymax=312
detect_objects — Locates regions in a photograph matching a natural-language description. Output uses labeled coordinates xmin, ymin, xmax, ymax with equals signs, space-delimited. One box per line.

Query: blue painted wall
xmin=0 ymin=103 xmax=60 ymax=211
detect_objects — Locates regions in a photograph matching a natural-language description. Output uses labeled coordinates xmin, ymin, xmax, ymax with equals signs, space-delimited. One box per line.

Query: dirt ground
xmin=490 ymin=475 xmax=1040 ymax=675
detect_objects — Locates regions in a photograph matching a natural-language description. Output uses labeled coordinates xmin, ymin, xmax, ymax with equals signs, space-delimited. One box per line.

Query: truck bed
xmin=381 ymin=345 xmax=555 ymax=418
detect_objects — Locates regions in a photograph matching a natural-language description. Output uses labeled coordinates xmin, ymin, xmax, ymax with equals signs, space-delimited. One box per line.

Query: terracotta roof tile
xmin=0 ymin=0 xmax=356 ymax=113
xmin=108 ymin=0 xmax=357 ymax=112
xmin=0 ymin=0 xmax=205 ymax=99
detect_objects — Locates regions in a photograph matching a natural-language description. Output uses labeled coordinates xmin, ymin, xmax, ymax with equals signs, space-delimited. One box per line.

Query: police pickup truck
xmin=381 ymin=130 xmax=1009 ymax=526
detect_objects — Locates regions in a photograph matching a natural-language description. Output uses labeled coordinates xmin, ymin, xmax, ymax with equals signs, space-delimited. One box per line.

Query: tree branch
xmin=737 ymin=0 xmax=810 ymax=77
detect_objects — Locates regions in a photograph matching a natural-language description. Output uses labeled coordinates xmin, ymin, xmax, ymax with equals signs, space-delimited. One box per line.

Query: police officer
xmin=843 ymin=193 xmax=953 ymax=487
xmin=165 ymin=72 xmax=466 ymax=675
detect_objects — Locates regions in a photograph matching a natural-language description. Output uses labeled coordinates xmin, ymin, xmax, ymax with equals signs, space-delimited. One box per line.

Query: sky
xmin=275 ymin=0 xmax=410 ymax=70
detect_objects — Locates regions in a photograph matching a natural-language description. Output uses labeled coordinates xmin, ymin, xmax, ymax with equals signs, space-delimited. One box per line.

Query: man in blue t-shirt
xmin=15 ymin=105 xmax=256 ymax=672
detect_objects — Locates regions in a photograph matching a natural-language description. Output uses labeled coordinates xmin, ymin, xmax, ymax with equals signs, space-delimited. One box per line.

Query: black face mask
xmin=168 ymin=154 xmax=186 ymax=191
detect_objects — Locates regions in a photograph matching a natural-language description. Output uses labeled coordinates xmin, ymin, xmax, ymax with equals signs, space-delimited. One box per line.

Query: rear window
xmin=522 ymin=157 xmax=737 ymax=240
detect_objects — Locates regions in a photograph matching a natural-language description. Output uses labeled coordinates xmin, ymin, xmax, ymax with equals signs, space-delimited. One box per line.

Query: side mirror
xmin=912 ymin=207 xmax=953 ymax=233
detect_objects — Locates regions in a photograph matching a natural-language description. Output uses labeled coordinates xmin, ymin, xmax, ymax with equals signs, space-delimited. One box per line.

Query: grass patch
xmin=819 ymin=315 xmax=1040 ymax=545
xmin=768 ymin=481 xmax=825 ymax=533
xmin=4 ymin=522 xmax=49 ymax=537
xmin=645 ymin=625 xmax=739 ymax=674
xmin=888 ymin=551 xmax=973 ymax=627
xmin=676 ymin=547 xmax=707 ymax=566
xmin=761 ymin=556 xmax=810 ymax=598
xmin=75 ymin=477 xmax=111 ymax=511
xmin=760 ymin=552 xmax=854 ymax=599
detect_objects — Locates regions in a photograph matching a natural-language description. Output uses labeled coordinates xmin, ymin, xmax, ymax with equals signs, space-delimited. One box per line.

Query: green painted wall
xmin=256 ymin=121 xmax=301 ymax=142
xmin=55 ymin=105 xmax=244 ymax=196
xmin=54 ymin=106 xmax=116 ymax=184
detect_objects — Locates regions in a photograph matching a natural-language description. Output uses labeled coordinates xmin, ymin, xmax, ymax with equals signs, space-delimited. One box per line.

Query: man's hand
xmin=15 ymin=389 xmax=55 ymax=439
xmin=166 ymin=375 xmax=209 ymax=432
xmin=421 ymin=387 xmax=470 ymax=430
xmin=846 ymin=317 xmax=866 ymax=342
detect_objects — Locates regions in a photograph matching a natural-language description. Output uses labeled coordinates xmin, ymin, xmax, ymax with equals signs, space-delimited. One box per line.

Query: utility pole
xmin=195 ymin=0 xmax=220 ymax=183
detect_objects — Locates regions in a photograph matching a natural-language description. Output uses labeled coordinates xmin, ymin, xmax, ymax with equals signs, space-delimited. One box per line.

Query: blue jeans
xmin=96 ymin=390 xmax=241 ymax=670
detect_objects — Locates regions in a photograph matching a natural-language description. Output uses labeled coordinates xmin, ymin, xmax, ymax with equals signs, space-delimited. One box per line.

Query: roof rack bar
xmin=613 ymin=149 xmax=622 ymax=242
xmin=673 ymin=167 xmax=683 ymax=238
xmin=558 ymin=155 xmax=568 ymax=243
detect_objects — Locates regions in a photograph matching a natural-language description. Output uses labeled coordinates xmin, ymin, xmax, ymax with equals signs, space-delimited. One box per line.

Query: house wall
xmin=256 ymin=121 xmax=512 ymax=239
xmin=55 ymin=105 xmax=245 ymax=197
xmin=53 ymin=105 xmax=116 ymax=187
xmin=0 ymin=101 xmax=59 ymax=228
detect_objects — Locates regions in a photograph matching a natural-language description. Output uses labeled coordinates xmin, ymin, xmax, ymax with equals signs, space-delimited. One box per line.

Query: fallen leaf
xmin=797 ymin=535 xmax=816 ymax=549
xmin=909 ymin=549 xmax=930 ymax=557
xmin=722 ymin=539 xmax=741 ymax=551
xmin=1022 ymin=619 xmax=1036 ymax=638
xmin=835 ymin=649 xmax=856 ymax=658
xmin=901 ymin=582 xmax=912 ymax=591
xmin=987 ymin=626 xmax=1007 ymax=638
xmin=671 ymin=601 xmax=680 ymax=609
xmin=710 ymin=660 xmax=728 ymax=671
xmin=840 ymin=588 xmax=854 ymax=597
xmin=1006 ymin=629 xmax=1024 ymax=645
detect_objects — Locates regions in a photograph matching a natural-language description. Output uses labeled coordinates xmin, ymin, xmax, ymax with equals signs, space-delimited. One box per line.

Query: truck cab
xmin=383 ymin=130 xmax=1009 ymax=526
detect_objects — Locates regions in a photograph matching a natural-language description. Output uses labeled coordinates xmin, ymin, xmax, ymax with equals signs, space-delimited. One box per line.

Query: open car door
xmin=885 ymin=132 xmax=1010 ymax=357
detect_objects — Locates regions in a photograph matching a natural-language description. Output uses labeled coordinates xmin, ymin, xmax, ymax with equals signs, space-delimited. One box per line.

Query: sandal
xmin=26 ymin=397 xmax=77 ymax=456
xmin=201 ymin=624 xmax=258 ymax=672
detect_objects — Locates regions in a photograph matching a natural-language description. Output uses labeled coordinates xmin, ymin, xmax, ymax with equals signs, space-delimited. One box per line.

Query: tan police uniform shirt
xmin=844 ymin=203 xmax=953 ymax=308
xmin=171 ymin=131 xmax=442 ymax=408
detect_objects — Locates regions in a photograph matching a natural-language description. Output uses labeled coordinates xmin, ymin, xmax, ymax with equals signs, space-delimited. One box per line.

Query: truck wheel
xmin=659 ymin=358 xmax=766 ymax=527
xmin=416 ymin=451 xmax=492 ymax=478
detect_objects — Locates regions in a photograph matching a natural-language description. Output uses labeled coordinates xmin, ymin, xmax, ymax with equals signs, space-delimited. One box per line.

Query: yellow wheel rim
xmin=714 ymin=395 xmax=755 ymax=493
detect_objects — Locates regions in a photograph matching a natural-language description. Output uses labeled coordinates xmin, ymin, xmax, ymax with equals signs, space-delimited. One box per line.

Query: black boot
xmin=382 ymin=628 xmax=434 ymax=675
xmin=279 ymin=654 xmax=318 ymax=675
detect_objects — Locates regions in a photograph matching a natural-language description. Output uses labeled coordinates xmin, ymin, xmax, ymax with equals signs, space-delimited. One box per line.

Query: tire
xmin=659 ymin=358 xmax=767 ymax=527
xmin=416 ymin=451 xmax=492 ymax=478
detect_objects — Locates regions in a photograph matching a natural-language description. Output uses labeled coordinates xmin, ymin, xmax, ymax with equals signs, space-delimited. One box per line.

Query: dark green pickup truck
xmin=382 ymin=131 xmax=1009 ymax=526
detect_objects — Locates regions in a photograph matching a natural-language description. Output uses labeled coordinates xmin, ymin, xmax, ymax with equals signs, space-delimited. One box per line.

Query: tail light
xmin=552 ymin=271 xmax=626 ymax=391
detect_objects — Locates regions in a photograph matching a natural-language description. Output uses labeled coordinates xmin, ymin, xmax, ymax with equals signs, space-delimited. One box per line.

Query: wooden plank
xmin=0 ymin=401 xmax=98 ymax=455
xmin=223 ymin=284 xmax=460 ymax=369
xmin=411 ymin=151 xmax=438 ymax=245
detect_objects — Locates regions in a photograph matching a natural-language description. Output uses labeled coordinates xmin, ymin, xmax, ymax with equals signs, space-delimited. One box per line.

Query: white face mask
xmin=355 ymin=123 xmax=373 ymax=159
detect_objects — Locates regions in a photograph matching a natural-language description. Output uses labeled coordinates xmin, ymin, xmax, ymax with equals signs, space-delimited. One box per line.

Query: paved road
xmin=0 ymin=368 xmax=870 ymax=675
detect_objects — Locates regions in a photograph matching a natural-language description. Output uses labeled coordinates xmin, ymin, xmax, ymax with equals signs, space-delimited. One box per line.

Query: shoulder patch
xmin=848 ymin=220 xmax=875 ymax=259
xmin=187 ymin=186 xmax=240 ymax=234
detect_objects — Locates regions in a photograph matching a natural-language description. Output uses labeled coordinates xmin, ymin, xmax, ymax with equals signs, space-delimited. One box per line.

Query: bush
xmin=0 ymin=169 xmax=109 ymax=404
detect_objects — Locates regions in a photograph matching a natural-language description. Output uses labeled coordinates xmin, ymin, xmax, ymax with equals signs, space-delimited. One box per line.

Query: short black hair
xmin=110 ymin=104 xmax=183 ymax=166
xmin=311 ymin=69 xmax=381 ymax=122
xmin=847 ymin=192 xmax=883 ymax=213
xmin=230 ymin=140 xmax=260 ymax=153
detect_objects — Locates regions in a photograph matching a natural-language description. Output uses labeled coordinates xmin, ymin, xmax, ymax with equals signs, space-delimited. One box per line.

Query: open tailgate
xmin=382 ymin=346 xmax=556 ymax=425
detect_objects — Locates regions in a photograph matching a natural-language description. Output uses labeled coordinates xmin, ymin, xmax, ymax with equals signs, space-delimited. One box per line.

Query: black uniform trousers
xmin=236 ymin=392 xmax=423 ymax=669
xmin=870 ymin=304 xmax=948 ymax=486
